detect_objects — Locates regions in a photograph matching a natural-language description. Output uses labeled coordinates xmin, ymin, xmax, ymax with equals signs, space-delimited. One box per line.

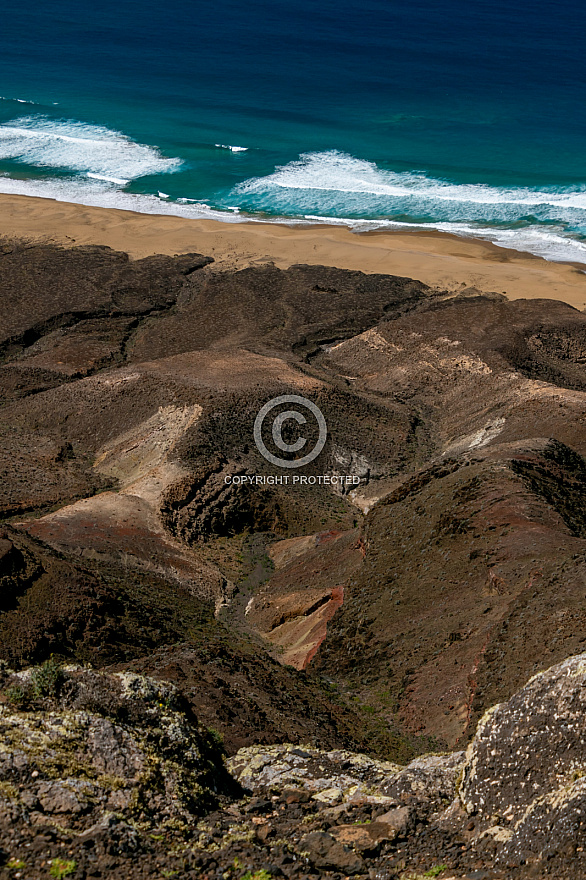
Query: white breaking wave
xmin=2 ymin=169 xmax=585 ymax=265
xmin=0 ymin=97 xmax=41 ymax=106
xmin=236 ymin=150 xmax=586 ymax=211
xmin=215 ymin=143 xmax=248 ymax=152
xmin=1 ymin=140 xmax=586 ymax=265
xmin=0 ymin=116 xmax=182 ymax=180
xmin=0 ymin=173 xmax=246 ymax=223
xmin=86 ymin=172 xmax=130 ymax=185
xmin=232 ymin=150 xmax=586 ymax=263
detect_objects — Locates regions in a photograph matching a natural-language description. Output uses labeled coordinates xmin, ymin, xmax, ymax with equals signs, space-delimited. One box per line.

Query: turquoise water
xmin=1 ymin=0 xmax=585 ymax=262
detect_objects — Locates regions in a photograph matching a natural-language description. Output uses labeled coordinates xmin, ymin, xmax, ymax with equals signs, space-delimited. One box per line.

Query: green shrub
xmin=31 ymin=658 xmax=64 ymax=699
xmin=207 ymin=727 xmax=225 ymax=750
xmin=4 ymin=685 xmax=29 ymax=709
xmin=49 ymin=859 xmax=77 ymax=878
xmin=424 ymin=866 xmax=447 ymax=878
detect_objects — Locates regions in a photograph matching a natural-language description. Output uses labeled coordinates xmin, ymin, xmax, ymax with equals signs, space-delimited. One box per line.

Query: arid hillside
xmin=1 ymin=240 xmax=586 ymax=755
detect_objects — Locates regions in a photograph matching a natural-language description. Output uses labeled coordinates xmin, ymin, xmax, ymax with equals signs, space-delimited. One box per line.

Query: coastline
xmin=1 ymin=192 xmax=586 ymax=309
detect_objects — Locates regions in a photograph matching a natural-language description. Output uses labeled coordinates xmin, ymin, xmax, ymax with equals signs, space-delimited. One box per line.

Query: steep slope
xmin=2 ymin=241 xmax=586 ymax=757
xmin=3 ymin=654 xmax=586 ymax=878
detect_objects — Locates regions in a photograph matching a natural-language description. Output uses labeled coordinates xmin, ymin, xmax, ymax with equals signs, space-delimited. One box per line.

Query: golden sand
xmin=1 ymin=192 xmax=586 ymax=308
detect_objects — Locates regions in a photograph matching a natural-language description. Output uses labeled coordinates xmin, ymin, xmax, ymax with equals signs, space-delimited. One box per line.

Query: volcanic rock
xmin=3 ymin=242 xmax=586 ymax=877
xmin=459 ymin=651 xmax=586 ymax=867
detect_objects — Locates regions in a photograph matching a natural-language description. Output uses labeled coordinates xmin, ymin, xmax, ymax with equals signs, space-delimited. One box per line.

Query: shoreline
xmin=1 ymin=192 xmax=586 ymax=309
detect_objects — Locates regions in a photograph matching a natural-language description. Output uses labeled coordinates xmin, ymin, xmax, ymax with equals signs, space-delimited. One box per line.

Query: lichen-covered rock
xmin=496 ymin=775 xmax=586 ymax=868
xmin=224 ymin=657 xmax=586 ymax=877
xmin=0 ymin=664 xmax=233 ymax=839
xmin=458 ymin=652 xmax=586 ymax=871
xmin=460 ymin=653 xmax=586 ymax=821
xmin=382 ymin=751 xmax=465 ymax=812
xmin=227 ymin=743 xmax=402 ymax=804
xmin=227 ymin=742 xmax=466 ymax=822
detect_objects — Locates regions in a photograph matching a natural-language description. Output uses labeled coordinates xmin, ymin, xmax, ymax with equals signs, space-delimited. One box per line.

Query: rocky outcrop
xmin=0 ymin=663 xmax=233 ymax=822
xmin=0 ymin=662 xmax=234 ymax=877
xmin=218 ymin=654 xmax=586 ymax=878
xmin=220 ymin=743 xmax=466 ymax=877
xmin=459 ymin=652 xmax=586 ymax=870
xmin=227 ymin=743 xmax=404 ymax=805
xmin=2 ymin=654 xmax=586 ymax=876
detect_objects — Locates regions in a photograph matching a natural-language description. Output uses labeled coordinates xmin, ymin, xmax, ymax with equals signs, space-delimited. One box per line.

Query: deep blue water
xmin=1 ymin=0 xmax=585 ymax=261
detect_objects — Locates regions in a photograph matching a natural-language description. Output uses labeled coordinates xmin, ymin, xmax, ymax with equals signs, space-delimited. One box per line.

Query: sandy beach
xmin=1 ymin=192 xmax=586 ymax=309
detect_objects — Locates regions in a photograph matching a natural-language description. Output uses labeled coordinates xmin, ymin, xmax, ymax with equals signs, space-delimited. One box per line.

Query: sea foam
xmin=233 ymin=150 xmax=586 ymax=262
xmin=236 ymin=151 xmax=586 ymax=212
xmin=302 ymin=215 xmax=586 ymax=264
xmin=0 ymin=116 xmax=182 ymax=180
xmin=215 ymin=143 xmax=248 ymax=152
xmin=1 ymin=136 xmax=586 ymax=265
xmin=0 ymin=173 xmax=245 ymax=223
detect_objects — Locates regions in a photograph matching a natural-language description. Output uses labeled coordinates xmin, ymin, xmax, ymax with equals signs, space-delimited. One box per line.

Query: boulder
xmin=459 ymin=652 xmax=586 ymax=868
xmin=382 ymin=751 xmax=465 ymax=812
xmin=331 ymin=818 xmax=401 ymax=853
xmin=300 ymin=830 xmax=365 ymax=873
xmin=461 ymin=653 xmax=586 ymax=822
xmin=227 ymin=743 xmax=402 ymax=805
xmin=0 ymin=664 xmax=233 ymax=837
xmin=373 ymin=805 xmax=412 ymax=837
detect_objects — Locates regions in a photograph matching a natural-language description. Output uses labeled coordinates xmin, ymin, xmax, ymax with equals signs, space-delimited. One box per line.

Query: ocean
xmin=1 ymin=0 xmax=585 ymax=263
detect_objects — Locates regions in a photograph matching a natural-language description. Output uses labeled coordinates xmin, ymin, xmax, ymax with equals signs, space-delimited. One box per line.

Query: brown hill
xmin=1 ymin=240 xmax=586 ymax=755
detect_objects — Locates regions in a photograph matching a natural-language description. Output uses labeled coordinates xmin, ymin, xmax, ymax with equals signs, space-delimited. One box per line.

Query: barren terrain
xmin=1 ymin=238 xmax=586 ymax=877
